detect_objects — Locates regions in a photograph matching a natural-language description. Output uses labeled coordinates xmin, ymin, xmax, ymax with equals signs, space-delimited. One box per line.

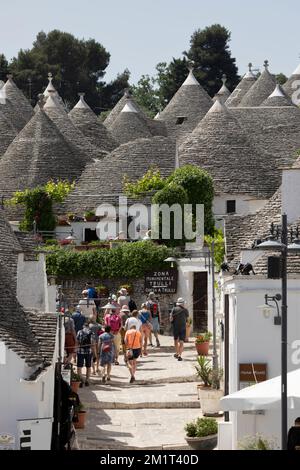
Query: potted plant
xmin=185 ymin=417 xmax=218 ymax=450
xmin=97 ymin=284 xmax=109 ymax=298
xmin=74 ymin=402 xmax=87 ymax=429
xmin=71 ymin=370 xmax=82 ymax=393
xmin=84 ymin=210 xmax=97 ymax=222
xmin=195 ymin=331 xmax=212 ymax=355
xmin=185 ymin=317 xmax=192 ymax=342
xmin=195 ymin=355 xmax=223 ymax=416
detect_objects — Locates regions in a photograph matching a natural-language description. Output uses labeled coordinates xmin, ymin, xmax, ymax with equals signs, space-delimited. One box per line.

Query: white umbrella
xmin=221 ymin=368 xmax=300 ymax=411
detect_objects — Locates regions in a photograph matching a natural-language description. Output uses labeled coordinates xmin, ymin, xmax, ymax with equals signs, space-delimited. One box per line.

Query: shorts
xmin=151 ymin=317 xmax=160 ymax=333
xmin=77 ymin=353 xmax=92 ymax=368
xmin=173 ymin=326 xmax=186 ymax=342
xmin=130 ymin=348 xmax=141 ymax=360
xmin=65 ymin=333 xmax=76 ymax=354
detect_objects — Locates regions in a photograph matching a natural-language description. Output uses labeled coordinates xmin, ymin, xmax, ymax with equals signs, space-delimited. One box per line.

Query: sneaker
xmin=102 ymin=376 xmax=106 ymax=383
xmin=129 ymin=376 xmax=135 ymax=384
xmin=174 ymin=354 xmax=179 ymax=359
xmin=85 ymin=381 xmax=90 ymax=386
xmin=115 ymin=361 xmax=119 ymax=365
xmin=107 ymin=377 xmax=111 ymax=382
xmin=79 ymin=382 xmax=83 ymax=388
xmin=178 ymin=356 xmax=183 ymax=361
xmin=156 ymin=342 xmax=161 ymax=348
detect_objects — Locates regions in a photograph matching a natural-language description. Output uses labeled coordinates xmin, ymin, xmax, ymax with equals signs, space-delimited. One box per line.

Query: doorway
xmin=193 ymin=272 xmax=208 ymax=332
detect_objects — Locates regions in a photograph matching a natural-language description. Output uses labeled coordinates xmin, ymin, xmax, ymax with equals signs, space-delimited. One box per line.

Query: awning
xmin=221 ymin=368 xmax=300 ymax=411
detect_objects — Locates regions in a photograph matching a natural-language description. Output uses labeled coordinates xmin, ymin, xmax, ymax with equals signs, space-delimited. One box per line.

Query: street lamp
xmin=255 ymin=214 xmax=300 ymax=449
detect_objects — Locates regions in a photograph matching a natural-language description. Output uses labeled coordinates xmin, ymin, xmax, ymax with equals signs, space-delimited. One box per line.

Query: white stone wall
xmin=213 ymin=194 xmax=267 ymax=218
xmin=223 ymin=276 xmax=300 ymax=448
xmin=282 ymin=168 xmax=300 ymax=224
xmin=0 ymin=346 xmax=55 ymax=449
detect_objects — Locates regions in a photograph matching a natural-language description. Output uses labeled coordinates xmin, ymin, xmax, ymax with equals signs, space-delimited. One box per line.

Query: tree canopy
xmin=3 ymin=30 xmax=130 ymax=113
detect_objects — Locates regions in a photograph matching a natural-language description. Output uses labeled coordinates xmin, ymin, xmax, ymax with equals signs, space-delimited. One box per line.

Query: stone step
xmin=89 ymin=374 xmax=198 ymax=386
xmin=78 ymin=381 xmax=201 ymax=410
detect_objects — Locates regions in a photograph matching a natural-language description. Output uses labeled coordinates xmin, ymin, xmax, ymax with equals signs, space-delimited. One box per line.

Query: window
xmin=176 ymin=116 xmax=186 ymax=125
xmin=226 ymin=200 xmax=236 ymax=214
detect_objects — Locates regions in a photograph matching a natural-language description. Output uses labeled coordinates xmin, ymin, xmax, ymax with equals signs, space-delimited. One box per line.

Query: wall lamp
xmin=258 ymin=293 xmax=282 ymax=325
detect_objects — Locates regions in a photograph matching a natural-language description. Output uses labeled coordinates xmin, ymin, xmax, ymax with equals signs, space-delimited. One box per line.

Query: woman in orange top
xmin=124 ymin=325 xmax=142 ymax=383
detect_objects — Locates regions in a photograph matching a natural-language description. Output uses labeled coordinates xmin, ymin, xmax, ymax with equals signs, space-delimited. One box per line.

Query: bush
xmin=46 ymin=241 xmax=171 ymax=279
xmin=238 ymin=434 xmax=278 ymax=450
xmin=185 ymin=417 xmax=218 ymax=438
xmin=195 ymin=332 xmax=212 ymax=344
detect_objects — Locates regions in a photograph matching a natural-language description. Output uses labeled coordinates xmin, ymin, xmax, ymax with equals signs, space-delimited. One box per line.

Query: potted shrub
xmin=71 ymin=370 xmax=81 ymax=393
xmin=185 ymin=417 xmax=218 ymax=450
xmin=74 ymin=402 xmax=87 ymax=429
xmin=97 ymin=284 xmax=109 ymax=298
xmin=84 ymin=210 xmax=97 ymax=222
xmin=195 ymin=332 xmax=212 ymax=355
xmin=195 ymin=355 xmax=223 ymax=416
xmin=185 ymin=317 xmax=192 ymax=342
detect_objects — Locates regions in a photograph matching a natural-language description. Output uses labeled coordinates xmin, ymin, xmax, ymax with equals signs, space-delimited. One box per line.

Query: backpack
xmin=109 ymin=314 xmax=121 ymax=333
xmin=148 ymin=301 xmax=159 ymax=318
xmin=79 ymin=329 xmax=92 ymax=348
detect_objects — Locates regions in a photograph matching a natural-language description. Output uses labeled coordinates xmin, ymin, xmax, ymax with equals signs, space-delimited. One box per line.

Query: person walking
xmin=119 ymin=305 xmax=130 ymax=362
xmin=125 ymin=309 xmax=142 ymax=332
xmin=104 ymin=307 xmax=122 ymax=365
xmin=125 ymin=325 xmax=142 ymax=383
xmin=287 ymin=417 xmax=300 ymax=450
xmin=111 ymin=294 xmax=121 ymax=314
xmin=64 ymin=316 xmax=77 ymax=364
xmin=117 ymin=288 xmax=130 ymax=308
xmin=88 ymin=313 xmax=102 ymax=374
xmin=138 ymin=303 xmax=152 ymax=356
xmin=170 ymin=298 xmax=189 ymax=361
xmin=99 ymin=325 xmax=115 ymax=383
xmin=76 ymin=321 xmax=93 ymax=386
xmin=72 ymin=305 xmax=86 ymax=334
xmin=146 ymin=292 xmax=161 ymax=347
xmin=79 ymin=290 xmax=96 ymax=318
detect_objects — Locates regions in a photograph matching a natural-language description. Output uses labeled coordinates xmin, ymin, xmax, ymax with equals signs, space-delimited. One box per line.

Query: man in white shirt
xmin=125 ymin=310 xmax=142 ymax=331
xmin=79 ymin=290 xmax=96 ymax=318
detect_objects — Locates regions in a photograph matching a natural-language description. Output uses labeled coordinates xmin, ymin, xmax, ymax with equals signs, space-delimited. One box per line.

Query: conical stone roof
xmin=178 ymin=99 xmax=278 ymax=198
xmin=260 ymin=84 xmax=294 ymax=107
xmin=283 ymin=63 xmax=300 ymax=102
xmin=104 ymin=89 xmax=148 ymax=128
xmin=0 ymin=108 xmax=88 ymax=203
xmin=231 ymin=103 xmax=300 ymax=168
xmin=61 ymin=136 xmax=176 ymax=214
xmin=158 ymin=66 xmax=213 ymax=139
xmin=239 ymin=61 xmax=277 ymax=107
xmin=109 ymin=102 xmax=152 ymax=144
xmin=44 ymin=93 xmax=107 ymax=161
xmin=226 ymin=63 xmax=256 ymax=107
xmin=69 ymin=94 xmax=119 ymax=152
xmin=0 ymin=208 xmax=22 ymax=291
xmin=213 ymin=75 xmax=231 ymax=104
xmin=3 ymin=75 xmax=33 ymax=123
xmin=0 ymin=108 xmax=18 ymax=157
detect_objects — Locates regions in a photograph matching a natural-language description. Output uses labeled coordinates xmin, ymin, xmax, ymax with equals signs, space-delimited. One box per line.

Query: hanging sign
xmin=145 ymin=268 xmax=178 ymax=294
xmin=239 ymin=363 xmax=267 ymax=389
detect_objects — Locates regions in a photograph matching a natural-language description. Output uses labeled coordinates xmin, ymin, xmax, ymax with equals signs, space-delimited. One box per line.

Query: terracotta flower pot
xmin=196 ymin=341 xmax=209 ymax=355
xmin=185 ymin=324 xmax=191 ymax=342
xmin=71 ymin=381 xmax=81 ymax=393
xmin=198 ymin=387 xmax=224 ymax=416
xmin=74 ymin=411 xmax=87 ymax=429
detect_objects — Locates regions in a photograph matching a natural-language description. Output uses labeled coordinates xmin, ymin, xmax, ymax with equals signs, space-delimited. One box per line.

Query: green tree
xmin=8 ymin=30 xmax=130 ymax=112
xmin=0 ymin=54 xmax=9 ymax=81
xmin=131 ymin=74 xmax=160 ymax=117
xmin=168 ymin=165 xmax=215 ymax=235
xmin=275 ymin=73 xmax=288 ymax=85
xmin=184 ymin=24 xmax=239 ymax=96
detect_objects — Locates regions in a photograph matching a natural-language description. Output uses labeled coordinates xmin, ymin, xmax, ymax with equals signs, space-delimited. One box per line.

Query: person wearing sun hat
xmin=118 ymin=288 xmax=130 ymax=308
xmin=120 ymin=304 xmax=131 ymax=361
xmin=170 ymin=297 xmax=189 ymax=361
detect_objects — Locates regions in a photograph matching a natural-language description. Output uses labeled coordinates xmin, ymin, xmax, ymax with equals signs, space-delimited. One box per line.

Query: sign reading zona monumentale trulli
xmin=144 ymin=268 xmax=178 ymax=294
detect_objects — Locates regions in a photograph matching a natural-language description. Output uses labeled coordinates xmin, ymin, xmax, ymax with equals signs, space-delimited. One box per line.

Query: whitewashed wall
xmin=213 ymin=194 xmax=267 ymax=218
xmin=17 ymin=253 xmax=48 ymax=311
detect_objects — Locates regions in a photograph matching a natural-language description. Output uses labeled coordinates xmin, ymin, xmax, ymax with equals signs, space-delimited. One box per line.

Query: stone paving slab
xmin=78 ymin=381 xmax=201 ymax=409
xmin=77 ymin=408 xmax=206 ymax=450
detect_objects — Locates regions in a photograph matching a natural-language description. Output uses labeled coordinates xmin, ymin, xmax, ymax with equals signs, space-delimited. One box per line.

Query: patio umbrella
xmin=220 ymin=368 xmax=300 ymax=411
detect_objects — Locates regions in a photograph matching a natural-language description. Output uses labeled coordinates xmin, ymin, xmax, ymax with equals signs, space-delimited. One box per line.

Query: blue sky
xmin=0 ymin=0 xmax=299 ymax=84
